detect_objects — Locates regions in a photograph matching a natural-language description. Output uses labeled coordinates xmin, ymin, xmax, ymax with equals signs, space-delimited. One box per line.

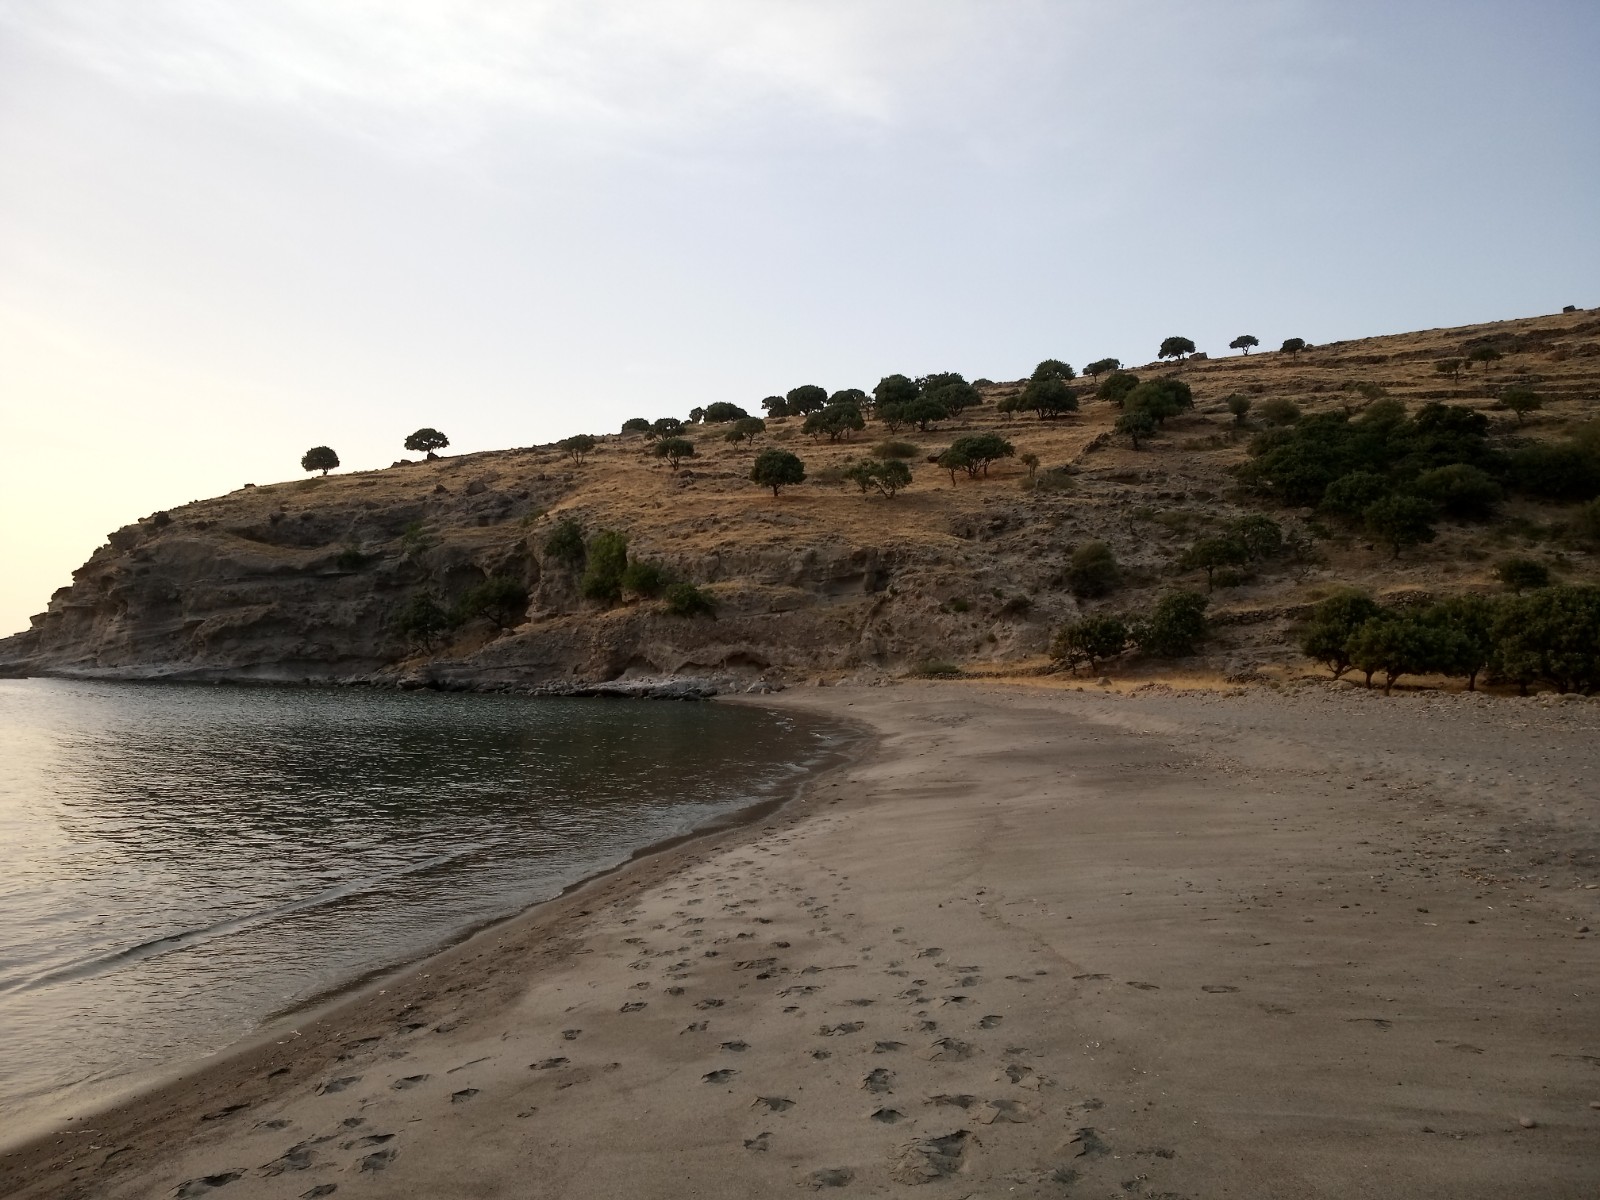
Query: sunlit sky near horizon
xmin=1 ymin=0 xmax=1597 ymax=635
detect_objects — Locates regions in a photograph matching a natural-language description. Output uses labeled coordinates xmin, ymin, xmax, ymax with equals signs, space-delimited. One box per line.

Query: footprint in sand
xmin=1072 ymin=973 xmax=1109 ymax=982
xmin=1201 ymin=985 xmax=1239 ymax=994
xmin=977 ymin=1015 xmax=1003 ymax=1029
xmin=923 ymin=1038 xmax=974 ymax=1062
xmin=806 ymin=1167 xmax=853 ymax=1188
xmin=359 ymin=1148 xmax=396 ymax=1173
xmin=451 ymin=1089 xmax=479 ymax=1103
xmin=873 ymin=1041 xmax=906 ymax=1053
xmin=752 ymin=1096 xmax=794 ymax=1112
xmin=562 ymin=1029 xmax=582 ymax=1041
xmin=743 ymin=1132 xmax=772 ymax=1152
xmin=862 ymin=1068 xmax=894 ymax=1094
xmin=1126 ymin=981 xmax=1160 ymax=991
xmin=682 ymin=1021 xmax=708 ymax=1034
xmin=299 ymin=1187 xmax=337 ymax=1199
xmin=695 ymin=998 xmax=726 ymax=1010
xmin=818 ymin=1022 xmax=864 ymax=1036
xmin=916 ymin=948 xmax=944 ymax=959
xmin=620 ymin=1002 xmax=647 ymax=1013
xmin=531 ymin=1057 xmax=569 ymax=1070
xmin=890 ymin=1131 xmax=971 ymax=1184
xmin=721 ymin=1041 xmax=750 ymax=1053
xmin=391 ymin=1075 xmax=429 ymax=1090
xmin=979 ymin=1098 xmax=1033 ymax=1124
xmin=702 ymin=1069 xmax=738 ymax=1084
xmin=317 ymin=1076 xmax=361 ymax=1095
xmin=810 ymin=1050 xmax=832 ymax=1061
xmin=870 ymin=1108 xmax=907 ymax=1124
xmin=926 ymin=1094 xmax=976 ymax=1109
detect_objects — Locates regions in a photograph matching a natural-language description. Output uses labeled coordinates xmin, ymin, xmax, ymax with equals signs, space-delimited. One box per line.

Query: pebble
xmin=1518 ymin=1117 xmax=1537 ymax=1129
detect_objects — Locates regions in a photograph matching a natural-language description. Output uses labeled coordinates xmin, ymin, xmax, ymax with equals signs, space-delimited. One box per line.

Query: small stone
xmin=1518 ymin=1116 xmax=1537 ymax=1129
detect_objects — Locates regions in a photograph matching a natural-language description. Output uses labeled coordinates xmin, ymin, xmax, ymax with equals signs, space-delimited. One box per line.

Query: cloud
xmin=3 ymin=0 xmax=1015 ymax=147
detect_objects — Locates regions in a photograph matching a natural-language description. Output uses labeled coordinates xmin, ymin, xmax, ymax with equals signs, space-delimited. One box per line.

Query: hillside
xmin=4 ymin=308 xmax=1598 ymax=691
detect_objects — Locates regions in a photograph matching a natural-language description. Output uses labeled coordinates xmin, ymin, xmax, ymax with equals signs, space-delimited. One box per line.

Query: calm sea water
xmin=0 ymin=678 xmax=850 ymax=1138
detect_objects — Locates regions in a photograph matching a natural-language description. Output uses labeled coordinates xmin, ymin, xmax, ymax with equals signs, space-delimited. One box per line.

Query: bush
xmin=1050 ymin=614 xmax=1129 ymax=672
xmin=650 ymin=417 xmax=684 ymax=439
xmin=393 ymin=592 xmax=452 ymax=648
xmin=456 ymin=576 xmax=529 ymax=629
xmin=622 ymin=559 xmax=671 ymax=598
xmin=581 ymin=530 xmax=629 ymax=604
xmin=1133 ymin=590 xmax=1209 ymax=657
xmin=1097 ymin=372 xmax=1140 ymax=405
xmin=761 ymin=395 xmax=789 ymax=418
xmin=724 ymin=417 xmax=767 ymax=445
xmin=879 ymin=397 xmax=949 ymax=432
xmin=873 ymin=439 xmax=917 ymax=459
xmin=664 ymin=582 xmax=717 ymax=618
xmin=404 ymin=427 xmax=449 ymax=455
xmin=1181 ymin=536 xmax=1248 ymax=592
xmin=803 ymin=405 xmax=865 ymax=441
xmin=1495 ymin=557 xmax=1550 ymax=592
xmin=1115 ymin=408 xmax=1157 ymax=449
xmin=1435 ymin=358 xmax=1463 ymax=381
xmin=1413 ymin=463 xmax=1501 ymax=519
xmin=703 ymin=402 xmax=749 ymax=423
xmin=999 ymin=376 xmax=1077 ymax=419
xmin=1066 ymin=541 xmax=1120 ymax=598
xmin=1257 ymin=398 xmax=1302 ymax=427
xmin=544 ymin=517 xmax=585 ymax=567
xmin=654 ymin=437 xmax=696 ymax=467
xmin=785 ymin=385 xmax=828 ymax=414
xmin=1231 ymin=514 xmax=1284 ymax=560
xmin=920 ymin=372 xmax=982 ymax=414
xmin=1319 ymin=470 xmax=1391 ymax=519
xmin=1084 ymin=357 xmax=1121 ymax=379
xmin=910 ymin=660 xmax=963 ymax=679
xmin=301 ymin=446 xmax=339 ymax=476
xmin=1488 ymin=586 xmax=1600 ymax=694
xmin=1507 ymin=441 xmax=1600 ymax=501
xmin=1576 ymin=498 xmax=1600 ymax=542
xmin=1466 ymin=345 xmax=1502 ymax=372
xmin=559 ymin=433 xmax=597 ymax=463
xmin=621 ymin=417 xmax=651 ymax=434
xmin=334 ymin=546 xmax=368 ymax=571
xmin=1226 ymin=395 xmax=1252 ymax=424
xmin=1280 ymin=337 xmax=1307 ymax=357
xmin=1499 ymin=386 xmax=1542 ymax=424
xmin=844 ymin=458 xmax=913 ymax=498
xmin=750 ymin=448 xmax=806 ymax=495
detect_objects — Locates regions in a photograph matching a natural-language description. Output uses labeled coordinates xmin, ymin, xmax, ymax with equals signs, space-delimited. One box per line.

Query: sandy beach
xmin=3 ymin=680 xmax=1597 ymax=1199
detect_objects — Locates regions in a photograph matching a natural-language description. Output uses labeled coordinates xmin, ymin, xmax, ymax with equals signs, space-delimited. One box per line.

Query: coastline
xmin=4 ymin=681 xmax=1597 ymax=1199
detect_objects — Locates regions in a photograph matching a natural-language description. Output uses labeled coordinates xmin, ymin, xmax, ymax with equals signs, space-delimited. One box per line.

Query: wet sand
xmin=3 ymin=681 xmax=1597 ymax=1199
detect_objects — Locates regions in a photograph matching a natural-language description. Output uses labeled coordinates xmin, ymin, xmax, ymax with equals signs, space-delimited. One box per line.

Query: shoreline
xmin=5 ymin=681 xmax=1597 ymax=1199
xmin=0 ymin=695 xmax=875 ymax=1161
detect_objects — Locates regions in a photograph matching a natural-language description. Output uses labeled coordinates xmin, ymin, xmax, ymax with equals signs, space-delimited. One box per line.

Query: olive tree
xmin=1229 ymin=335 xmax=1259 ymax=355
xmin=750 ymin=448 xmax=806 ymax=496
xmin=301 ymin=446 xmax=339 ymax=476
xmin=404 ymin=428 xmax=449 ymax=456
xmin=1158 ymin=336 xmax=1196 ymax=361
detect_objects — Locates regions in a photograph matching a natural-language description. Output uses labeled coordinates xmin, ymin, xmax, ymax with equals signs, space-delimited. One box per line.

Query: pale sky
xmin=2 ymin=1 xmax=1597 ymax=635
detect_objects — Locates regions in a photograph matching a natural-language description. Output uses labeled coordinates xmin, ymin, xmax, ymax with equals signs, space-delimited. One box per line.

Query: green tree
xmin=1020 ymin=452 xmax=1040 ymax=480
xmin=1500 ymin=385 xmax=1542 ymax=425
xmin=1159 ymin=336 xmax=1196 ymax=361
xmin=559 ymin=434 xmax=597 ymax=464
xmin=1495 ymin=557 xmax=1550 ymax=593
xmin=621 ymin=417 xmax=651 ymax=434
xmin=703 ymin=402 xmax=750 ymax=423
xmin=938 ymin=433 xmax=1015 ymax=479
xmin=581 ymin=530 xmax=629 ymax=603
xmin=881 ymin=397 xmax=950 ymax=432
xmin=1423 ymin=594 xmax=1496 ymax=690
xmin=1050 ymin=614 xmax=1129 ymax=672
xmin=1084 ymin=358 xmax=1122 ymax=380
xmin=543 ymin=517 xmax=586 ymax=567
xmin=1488 ymin=586 xmax=1600 ymax=694
xmin=803 ymin=405 xmax=865 ymax=441
xmin=301 ymin=446 xmax=339 ymax=476
xmin=654 ymin=436 xmax=696 ymax=468
xmin=750 ymin=448 xmax=806 ymax=496
xmin=1031 ymin=359 xmax=1076 ymax=382
xmin=1134 ymin=590 xmax=1209 ymax=657
xmin=1434 ymin=358 xmax=1463 ymax=382
xmin=1298 ymin=588 xmax=1380 ymax=678
xmin=1229 ymin=335 xmax=1259 ymax=355
xmin=664 ymin=581 xmax=717 ymax=617
xmin=405 ymin=427 xmax=449 ymax=456
xmin=621 ymin=559 xmax=671 ymax=598
xmin=1346 ymin=614 xmax=1439 ymax=693
xmin=829 ymin=388 xmax=869 ymax=409
xmin=1466 ymin=345 xmax=1502 ymax=373
xmin=394 ymin=592 xmax=452 ymax=648
xmin=1013 ymin=377 xmax=1078 ymax=419
xmin=873 ymin=374 xmax=920 ymax=409
xmin=1066 ymin=541 xmax=1121 ymax=598
xmin=650 ymin=417 xmax=684 ymax=439
xmin=1226 ymin=395 xmax=1252 ymax=425
xmin=1097 ymin=371 xmax=1141 ymax=406
xmin=1116 ymin=408 xmax=1157 ymax=449
xmin=761 ymin=395 xmax=789 ymax=418
xmin=723 ymin=417 xmax=767 ymax=445
xmin=1364 ymin=495 xmax=1437 ymax=558
xmin=785 ymin=385 xmax=829 ymax=414
xmin=920 ymin=373 xmax=982 ymax=414
xmin=1279 ymin=337 xmax=1307 ymax=357
xmin=1319 ymin=470 xmax=1391 ymax=519
xmin=1413 ymin=463 xmax=1501 ymax=519
xmin=1230 ymin=514 xmax=1284 ymax=560
xmin=844 ymin=458 xmax=913 ymax=499
xmin=456 ymin=576 xmax=529 ymax=630
xmin=688 ymin=407 xmax=706 ymax=423
xmin=1182 ymin=536 xmax=1248 ymax=592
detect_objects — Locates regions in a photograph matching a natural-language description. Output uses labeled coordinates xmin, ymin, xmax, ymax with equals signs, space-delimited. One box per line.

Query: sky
xmin=1 ymin=1 xmax=1597 ymax=635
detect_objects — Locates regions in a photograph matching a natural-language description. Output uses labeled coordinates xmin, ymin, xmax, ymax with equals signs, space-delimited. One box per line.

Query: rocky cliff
xmin=5 ymin=308 xmax=1598 ymax=691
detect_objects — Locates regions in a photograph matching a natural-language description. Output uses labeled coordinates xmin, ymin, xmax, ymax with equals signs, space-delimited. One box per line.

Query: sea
xmin=0 ymin=677 xmax=853 ymax=1142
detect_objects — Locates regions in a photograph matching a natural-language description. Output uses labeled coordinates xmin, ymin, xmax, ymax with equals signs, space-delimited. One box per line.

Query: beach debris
xmin=889 ymin=1131 xmax=972 ymax=1184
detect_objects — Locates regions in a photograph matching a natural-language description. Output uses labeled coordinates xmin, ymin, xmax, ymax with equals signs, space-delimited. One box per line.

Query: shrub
xmin=1182 ymin=536 xmax=1248 ymax=592
xmin=873 ymin=439 xmax=917 ymax=459
xmin=1363 ymin=495 xmax=1437 ymax=558
xmin=724 ymin=417 xmax=767 ymax=445
xmin=1507 ymin=442 xmax=1600 ymax=501
xmin=334 ymin=546 xmax=368 ymax=571
xmin=544 ymin=517 xmax=585 ymax=567
xmin=910 ymin=660 xmax=962 ymax=679
xmin=1133 ymin=590 xmax=1209 ymax=657
xmin=1229 ymin=335 xmax=1259 ymax=354
xmin=938 ymin=433 xmax=1014 ymax=480
xmin=1298 ymin=588 xmax=1381 ymax=678
xmin=1226 ymin=395 xmax=1252 ymax=424
xmin=750 ymin=448 xmax=806 ymax=495
xmin=1115 ymin=408 xmax=1157 ymax=449
xmin=1434 ymin=359 xmax=1463 ymax=381
xmin=1124 ymin=379 xmax=1192 ymax=426
xmin=664 ymin=582 xmax=717 ymax=618
xmin=622 ymin=559 xmax=671 ymax=598
xmin=1097 ymin=372 xmax=1140 ymax=405
xmin=1280 ymin=337 xmax=1307 ymax=357
xmin=404 ymin=427 xmax=449 ymax=455
xmin=1576 ymin=498 xmax=1600 ymax=542
xmin=1466 ymin=345 xmax=1502 ymax=372
xmin=301 ymin=446 xmax=339 ymax=476
xmin=1031 ymin=359 xmax=1076 ymax=382
xmin=703 ymin=402 xmax=749 ymax=423
xmin=1000 ymin=376 xmax=1077 ymax=419
xmin=1020 ymin=452 xmax=1040 ymax=479
xmin=1318 ymin=470 xmax=1390 ymax=519
xmin=879 ymin=397 xmax=949 ymax=432
xmin=621 ymin=417 xmax=651 ymax=434
xmin=1495 ymin=557 xmax=1550 ymax=593
xmin=1051 ymin=614 xmax=1129 ymax=672
xmin=456 ymin=576 xmax=529 ymax=629
xmin=1488 ymin=586 xmax=1600 ymax=694
xmin=1231 ymin=514 xmax=1284 ymax=560
xmin=393 ymin=592 xmax=452 ymax=648
xmin=1066 ymin=541 xmax=1120 ymax=598
xmin=581 ymin=530 xmax=629 ymax=603
xmin=1084 ymin=358 xmax=1121 ymax=379
xmin=844 ymin=458 xmax=913 ymax=498
xmin=654 ymin=437 xmax=696 ymax=468
xmin=761 ymin=395 xmax=789 ymax=417
xmin=559 ymin=434 xmax=597 ymax=463
xmin=1257 ymin=398 xmax=1302 ymax=427
xmin=1413 ymin=463 xmax=1501 ymax=519
xmin=1499 ymin=386 xmax=1542 ymax=425
xmin=1159 ymin=336 xmax=1196 ymax=361
xmin=650 ymin=417 xmax=684 ymax=439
